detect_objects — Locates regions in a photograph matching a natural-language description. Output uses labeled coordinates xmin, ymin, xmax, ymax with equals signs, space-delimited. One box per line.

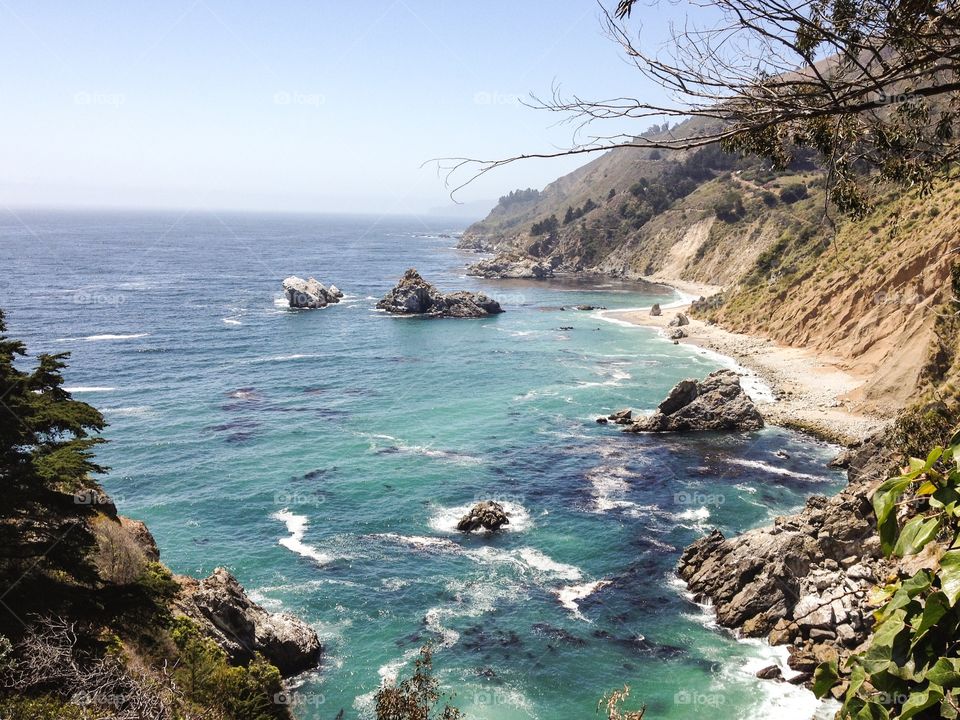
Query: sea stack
xmin=282 ymin=276 xmax=344 ymax=309
xmin=626 ymin=369 xmax=764 ymax=432
xmin=377 ymin=268 xmax=504 ymax=318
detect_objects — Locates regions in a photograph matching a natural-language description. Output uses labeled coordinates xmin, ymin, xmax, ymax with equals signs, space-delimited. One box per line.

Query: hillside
xmin=463 ymin=128 xmax=959 ymax=418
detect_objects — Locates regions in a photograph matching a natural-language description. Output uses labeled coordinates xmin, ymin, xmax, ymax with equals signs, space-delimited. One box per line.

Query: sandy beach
xmin=602 ymin=289 xmax=892 ymax=446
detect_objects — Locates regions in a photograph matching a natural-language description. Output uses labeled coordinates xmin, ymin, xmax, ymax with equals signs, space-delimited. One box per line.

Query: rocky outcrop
xmin=675 ymin=433 xmax=897 ymax=686
xmin=669 ymin=312 xmax=689 ymax=327
xmin=467 ymin=253 xmax=554 ymax=279
xmin=282 ymin=276 xmax=344 ymax=309
xmin=627 ymin=369 xmax=764 ymax=432
xmin=456 ymin=501 xmax=510 ymax=532
xmin=668 ymin=328 xmax=687 ymax=340
xmin=377 ymin=269 xmax=504 ymax=318
xmin=177 ymin=567 xmax=322 ymax=677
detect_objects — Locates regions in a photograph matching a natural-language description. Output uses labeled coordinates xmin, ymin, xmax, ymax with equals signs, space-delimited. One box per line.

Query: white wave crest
xmin=271 ymin=509 xmax=332 ymax=565
xmin=727 ymin=458 xmax=827 ymax=482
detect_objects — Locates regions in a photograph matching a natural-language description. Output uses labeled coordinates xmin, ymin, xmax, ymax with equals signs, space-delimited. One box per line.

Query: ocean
xmin=0 ymin=210 xmax=844 ymax=719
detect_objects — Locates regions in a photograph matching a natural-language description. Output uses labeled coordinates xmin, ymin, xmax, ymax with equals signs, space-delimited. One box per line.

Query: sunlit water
xmin=0 ymin=210 xmax=844 ymax=719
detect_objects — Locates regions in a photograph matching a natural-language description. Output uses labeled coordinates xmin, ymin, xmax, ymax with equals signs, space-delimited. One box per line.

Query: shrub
xmin=171 ymin=618 xmax=286 ymax=720
xmin=778 ymin=182 xmax=808 ymax=204
xmin=375 ymin=645 xmax=461 ymax=720
xmin=713 ymin=190 xmax=746 ymax=222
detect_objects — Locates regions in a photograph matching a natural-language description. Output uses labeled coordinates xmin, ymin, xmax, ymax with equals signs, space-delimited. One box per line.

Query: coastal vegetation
xmin=0 ymin=309 xmax=300 ymax=720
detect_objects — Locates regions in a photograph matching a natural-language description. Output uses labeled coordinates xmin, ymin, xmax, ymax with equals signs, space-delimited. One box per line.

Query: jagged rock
xmin=608 ymin=408 xmax=633 ymax=424
xmin=668 ymin=328 xmax=687 ymax=340
xmin=456 ymin=501 xmax=510 ymax=532
xmin=668 ymin=312 xmax=689 ymax=327
xmin=650 ymin=303 xmax=662 ymax=317
xmin=119 ymin=516 xmax=159 ymax=561
xmin=466 ymin=253 xmax=554 ymax=279
xmin=282 ymin=276 xmax=344 ymax=309
xmin=627 ymin=370 xmax=764 ymax=432
xmin=177 ymin=567 xmax=322 ymax=677
xmin=756 ymin=665 xmax=783 ymax=680
xmin=574 ymin=304 xmax=606 ymax=311
xmin=675 ymin=435 xmax=896 ymax=691
xmin=377 ymin=269 xmax=503 ymax=318
xmin=595 ymin=417 xmax=609 ymax=424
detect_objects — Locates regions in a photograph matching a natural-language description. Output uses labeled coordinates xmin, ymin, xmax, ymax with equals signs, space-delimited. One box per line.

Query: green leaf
xmin=894 ymin=516 xmax=942 ymax=556
xmin=927 ymin=658 xmax=960 ymax=688
xmin=912 ymin=591 xmax=950 ymax=647
xmin=846 ymin=664 xmax=867 ymax=701
xmin=873 ymin=476 xmax=913 ymax=526
xmin=854 ymin=699 xmax=891 ymax=720
xmin=940 ymin=550 xmax=960 ymax=606
xmin=942 ymin=695 xmax=959 ymax=719
xmin=899 ymin=684 xmax=944 ymax=719
xmin=814 ymin=660 xmax=839 ymax=698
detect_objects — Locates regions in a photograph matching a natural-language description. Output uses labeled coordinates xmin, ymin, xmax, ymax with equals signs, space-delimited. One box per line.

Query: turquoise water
xmin=0 ymin=211 xmax=844 ymax=719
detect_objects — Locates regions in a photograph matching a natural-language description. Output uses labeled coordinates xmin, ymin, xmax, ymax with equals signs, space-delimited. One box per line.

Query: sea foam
xmin=271 ymin=509 xmax=332 ymax=565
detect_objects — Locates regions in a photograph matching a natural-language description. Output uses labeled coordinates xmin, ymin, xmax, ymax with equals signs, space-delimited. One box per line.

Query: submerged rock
xmin=466 ymin=252 xmax=554 ymax=279
xmin=377 ymin=269 xmax=503 ymax=318
xmin=282 ymin=276 xmax=344 ymax=309
xmin=177 ymin=567 xmax=322 ymax=677
xmin=628 ymin=369 xmax=764 ymax=432
xmin=456 ymin=500 xmax=510 ymax=532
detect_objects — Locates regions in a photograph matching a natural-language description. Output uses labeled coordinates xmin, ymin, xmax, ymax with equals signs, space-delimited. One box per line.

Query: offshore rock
xmin=377 ymin=269 xmax=503 ymax=318
xmin=456 ymin=501 xmax=510 ymax=532
xmin=628 ymin=369 xmax=764 ymax=432
xmin=282 ymin=276 xmax=344 ymax=309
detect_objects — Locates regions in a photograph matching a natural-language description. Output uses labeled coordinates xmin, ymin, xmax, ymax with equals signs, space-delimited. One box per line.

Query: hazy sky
xmin=0 ymin=1 xmax=678 ymax=217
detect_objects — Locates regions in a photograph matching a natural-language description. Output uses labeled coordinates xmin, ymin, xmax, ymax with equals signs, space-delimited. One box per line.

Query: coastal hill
xmin=462 ymin=122 xmax=960 ymax=419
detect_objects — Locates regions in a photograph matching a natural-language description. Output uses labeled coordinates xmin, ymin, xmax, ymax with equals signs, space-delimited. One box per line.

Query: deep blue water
xmin=0 ymin=210 xmax=843 ymax=719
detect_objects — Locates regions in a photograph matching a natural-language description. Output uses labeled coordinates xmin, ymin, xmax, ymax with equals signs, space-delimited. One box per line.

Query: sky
xmin=0 ymin=1 xmax=682 ymax=217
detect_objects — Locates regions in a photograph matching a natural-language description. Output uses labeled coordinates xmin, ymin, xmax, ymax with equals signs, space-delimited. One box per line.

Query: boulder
xmin=466 ymin=253 xmax=554 ymax=279
xmin=456 ymin=501 xmax=510 ymax=532
xmin=377 ymin=269 xmax=503 ymax=318
xmin=650 ymin=303 xmax=662 ymax=317
xmin=177 ymin=567 xmax=322 ymax=677
xmin=668 ymin=312 xmax=690 ymax=327
xmin=282 ymin=276 xmax=344 ymax=309
xmin=608 ymin=408 xmax=633 ymax=425
xmin=628 ymin=370 xmax=764 ymax=432
xmin=668 ymin=328 xmax=687 ymax=340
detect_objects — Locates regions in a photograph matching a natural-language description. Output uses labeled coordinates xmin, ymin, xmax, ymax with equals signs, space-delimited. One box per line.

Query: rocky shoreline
xmin=675 ymin=432 xmax=896 ymax=698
